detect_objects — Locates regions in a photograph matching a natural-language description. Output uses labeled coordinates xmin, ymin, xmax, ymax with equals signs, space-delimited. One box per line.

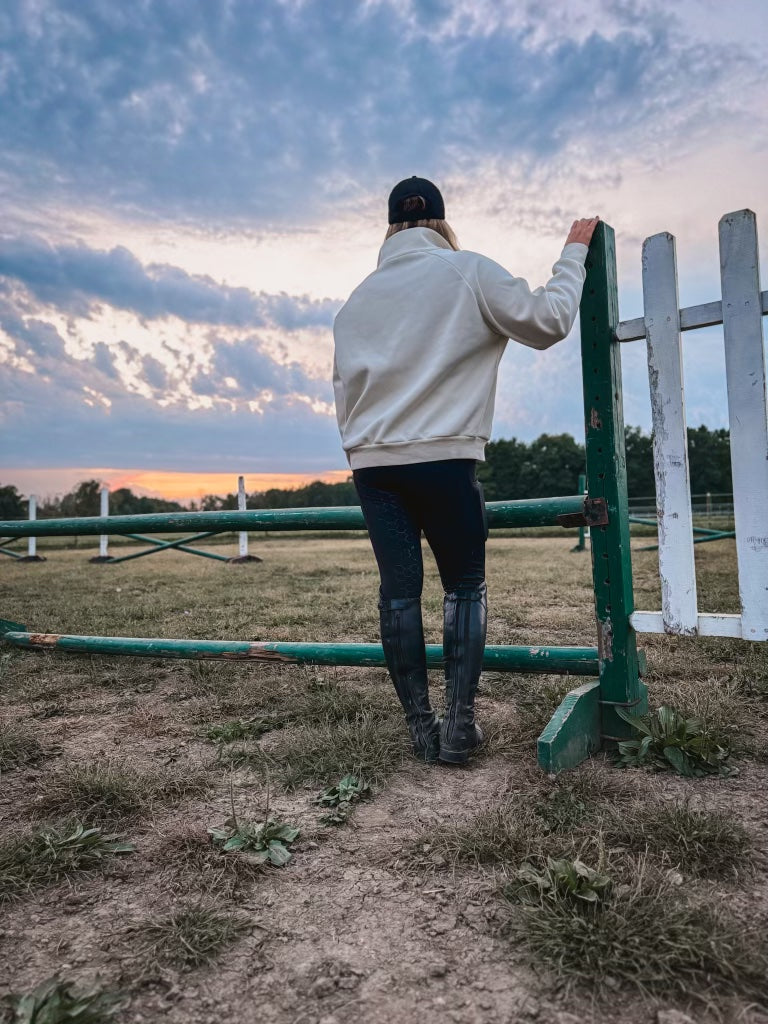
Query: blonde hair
xmin=385 ymin=219 xmax=460 ymax=251
xmin=384 ymin=196 xmax=460 ymax=250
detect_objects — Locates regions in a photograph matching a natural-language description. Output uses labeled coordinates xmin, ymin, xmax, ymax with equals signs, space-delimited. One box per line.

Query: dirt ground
xmin=1 ymin=534 xmax=767 ymax=1024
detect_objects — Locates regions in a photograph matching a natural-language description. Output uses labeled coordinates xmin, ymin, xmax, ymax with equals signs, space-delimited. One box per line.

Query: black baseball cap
xmin=388 ymin=176 xmax=445 ymax=224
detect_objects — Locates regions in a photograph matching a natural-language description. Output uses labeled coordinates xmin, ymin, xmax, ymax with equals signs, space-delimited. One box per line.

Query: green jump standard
xmin=0 ymin=494 xmax=603 ymax=538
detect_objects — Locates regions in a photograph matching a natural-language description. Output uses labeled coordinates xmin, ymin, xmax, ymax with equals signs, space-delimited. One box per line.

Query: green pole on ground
xmin=628 ymin=517 xmax=735 ymax=551
xmin=538 ymin=221 xmax=647 ymax=774
xmin=0 ymin=627 xmax=600 ymax=675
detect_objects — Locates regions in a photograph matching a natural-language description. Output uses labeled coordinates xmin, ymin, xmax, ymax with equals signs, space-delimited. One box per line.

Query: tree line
xmin=0 ymin=425 xmax=732 ymax=519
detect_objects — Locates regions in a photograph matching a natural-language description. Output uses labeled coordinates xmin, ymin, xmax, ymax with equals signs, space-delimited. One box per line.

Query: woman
xmin=332 ymin=176 xmax=598 ymax=764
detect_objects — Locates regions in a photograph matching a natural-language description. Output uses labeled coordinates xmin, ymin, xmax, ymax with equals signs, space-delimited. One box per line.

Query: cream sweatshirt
xmin=332 ymin=227 xmax=588 ymax=469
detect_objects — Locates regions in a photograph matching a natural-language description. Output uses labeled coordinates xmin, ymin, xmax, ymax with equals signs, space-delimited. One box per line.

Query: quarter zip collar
xmin=377 ymin=227 xmax=454 ymax=267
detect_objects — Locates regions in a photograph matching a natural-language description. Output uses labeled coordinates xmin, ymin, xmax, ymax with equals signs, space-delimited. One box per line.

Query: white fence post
xmin=719 ymin=210 xmax=768 ymax=640
xmin=238 ymin=476 xmax=248 ymax=558
xmin=642 ymin=231 xmax=698 ymax=635
xmin=227 ymin=476 xmax=261 ymax=564
xmin=90 ymin=486 xmax=112 ymax=563
xmin=99 ymin=487 xmax=109 ymax=559
xmin=28 ymin=495 xmax=37 ymax=558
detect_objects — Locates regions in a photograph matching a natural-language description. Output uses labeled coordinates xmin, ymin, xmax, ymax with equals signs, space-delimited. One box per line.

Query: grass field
xmin=1 ymin=534 xmax=767 ymax=1024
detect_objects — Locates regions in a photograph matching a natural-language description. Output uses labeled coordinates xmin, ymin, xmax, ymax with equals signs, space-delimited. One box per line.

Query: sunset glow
xmin=6 ymin=468 xmax=351 ymax=504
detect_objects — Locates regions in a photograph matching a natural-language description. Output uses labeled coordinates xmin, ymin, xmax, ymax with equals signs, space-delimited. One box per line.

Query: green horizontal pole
xmin=107 ymin=532 xmax=229 ymax=564
xmin=630 ymin=515 xmax=732 ymax=538
xmin=637 ymin=530 xmax=735 ymax=552
xmin=0 ymin=496 xmax=587 ymax=539
xmin=1 ymin=631 xmax=599 ymax=675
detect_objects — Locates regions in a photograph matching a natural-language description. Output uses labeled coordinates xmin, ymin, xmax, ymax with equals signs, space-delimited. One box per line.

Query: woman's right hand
xmin=566 ymin=217 xmax=600 ymax=246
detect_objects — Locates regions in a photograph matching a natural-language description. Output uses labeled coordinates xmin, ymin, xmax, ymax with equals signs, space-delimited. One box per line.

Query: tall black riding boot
xmin=378 ymin=596 xmax=440 ymax=763
xmin=439 ymin=582 xmax=487 ymax=764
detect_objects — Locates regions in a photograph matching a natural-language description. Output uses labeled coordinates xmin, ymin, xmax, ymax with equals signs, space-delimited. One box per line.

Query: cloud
xmin=0 ymin=322 xmax=340 ymax=472
xmin=0 ymin=239 xmax=335 ymax=448
xmin=0 ymin=235 xmax=340 ymax=327
xmin=0 ymin=0 xmax=763 ymax=225
xmin=1 ymin=355 xmax=341 ymax=471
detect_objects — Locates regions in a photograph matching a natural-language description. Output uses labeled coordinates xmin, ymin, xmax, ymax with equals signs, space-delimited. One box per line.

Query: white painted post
xmin=719 ymin=209 xmax=768 ymax=640
xmin=28 ymin=495 xmax=37 ymax=558
xmin=642 ymin=231 xmax=698 ymax=635
xmin=99 ymin=487 xmax=109 ymax=559
xmin=238 ymin=476 xmax=248 ymax=558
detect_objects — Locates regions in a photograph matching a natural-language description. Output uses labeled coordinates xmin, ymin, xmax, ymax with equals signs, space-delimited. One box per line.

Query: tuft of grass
xmin=193 ymin=677 xmax=393 ymax=731
xmin=411 ymin=800 xmax=556 ymax=868
xmin=505 ymin=864 xmax=768 ymax=999
xmin=270 ymin=678 xmax=396 ymax=729
xmin=160 ymin=828 xmax=264 ymax=898
xmin=204 ymin=717 xmax=278 ymax=743
xmin=33 ymin=759 xmax=210 ymax=824
xmin=233 ymin=710 xmax=407 ymax=790
xmin=130 ymin=903 xmax=248 ymax=970
xmin=0 ymin=721 xmax=48 ymax=771
xmin=511 ymin=677 xmax=575 ymax=742
xmin=603 ymin=799 xmax=752 ymax=879
xmin=531 ymin=786 xmax=593 ymax=832
xmin=502 ymin=860 xmax=768 ymax=1002
xmin=0 ymin=976 xmax=121 ymax=1023
xmin=616 ymin=705 xmax=733 ymax=776
xmin=0 ymin=822 xmax=135 ymax=903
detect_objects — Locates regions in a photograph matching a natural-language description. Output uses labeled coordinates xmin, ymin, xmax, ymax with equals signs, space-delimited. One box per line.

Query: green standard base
xmin=537 ymin=677 xmax=649 ymax=773
xmin=537 ymin=681 xmax=601 ymax=773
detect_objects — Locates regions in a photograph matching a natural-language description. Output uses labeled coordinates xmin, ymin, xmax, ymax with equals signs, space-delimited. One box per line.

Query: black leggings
xmin=352 ymin=459 xmax=488 ymax=600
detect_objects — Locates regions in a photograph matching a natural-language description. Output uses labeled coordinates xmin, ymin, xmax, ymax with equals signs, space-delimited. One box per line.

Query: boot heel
xmin=438 ymin=724 xmax=483 ymax=765
xmin=438 ymin=745 xmax=471 ymax=765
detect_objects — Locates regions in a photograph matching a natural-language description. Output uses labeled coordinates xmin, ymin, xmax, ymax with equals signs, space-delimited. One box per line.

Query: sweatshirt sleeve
xmin=472 ymin=243 xmax=588 ymax=350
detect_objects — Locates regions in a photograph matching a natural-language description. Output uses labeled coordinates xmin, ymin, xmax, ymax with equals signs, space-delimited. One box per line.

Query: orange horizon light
xmin=3 ymin=467 xmax=352 ymax=504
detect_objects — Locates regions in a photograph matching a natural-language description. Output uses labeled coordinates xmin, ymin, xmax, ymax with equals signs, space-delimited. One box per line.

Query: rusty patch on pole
xmin=556 ymin=498 xmax=609 ymax=529
xmin=28 ymin=633 xmax=62 ymax=647
xmin=219 ymin=646 xmax=296 ymax=662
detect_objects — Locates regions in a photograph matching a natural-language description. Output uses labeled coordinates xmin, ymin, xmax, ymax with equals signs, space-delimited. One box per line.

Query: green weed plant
xmin=315 ymin=774 xmax=371 ymax=825
xmin=1 ymin=823 xmax=134 ymax=903
xmin=208 ymin=818 xmax=299 ymax=866
xmin=616 ymin=705 xmax=733 ymax=777
xmin=1 ymin=976 xmax=120 ymax=1023
xmin=513 ymin=857 xmax=612 ymax=906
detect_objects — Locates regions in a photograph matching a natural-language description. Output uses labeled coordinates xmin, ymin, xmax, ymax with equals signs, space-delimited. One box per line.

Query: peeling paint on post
xmin=580 ymin=221 xmax=647 ymax=740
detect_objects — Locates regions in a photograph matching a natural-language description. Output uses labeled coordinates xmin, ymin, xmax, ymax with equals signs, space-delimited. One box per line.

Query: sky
xmin=0 ymin=0 xmax=766 ymax=501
